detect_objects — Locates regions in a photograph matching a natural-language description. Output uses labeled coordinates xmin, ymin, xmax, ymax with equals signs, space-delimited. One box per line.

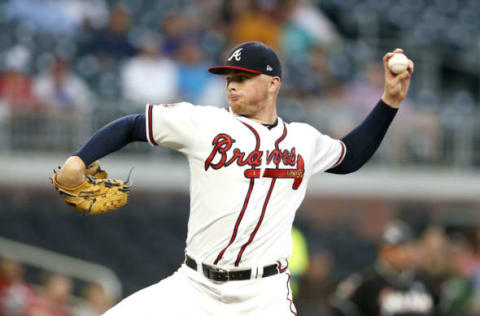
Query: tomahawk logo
xmin=228 ymin=48 xmax=243 ymax=62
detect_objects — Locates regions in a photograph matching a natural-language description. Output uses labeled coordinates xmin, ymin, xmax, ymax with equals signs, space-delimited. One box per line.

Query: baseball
xmin=388 ymin=53 xmax=409 ymax=74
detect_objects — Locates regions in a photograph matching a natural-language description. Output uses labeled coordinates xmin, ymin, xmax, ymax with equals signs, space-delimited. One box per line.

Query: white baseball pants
xmin=103 ymin=264 xmax=297 ymax=315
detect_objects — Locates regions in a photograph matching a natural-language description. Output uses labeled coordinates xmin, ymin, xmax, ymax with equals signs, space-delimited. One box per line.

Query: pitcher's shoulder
xmin=152 ymin=102 xmax=231 ymax=117
xmin=285 ymin=121 xmax=321 ymax=135
xmin=186 ymin=103 xmax=231 ymax=115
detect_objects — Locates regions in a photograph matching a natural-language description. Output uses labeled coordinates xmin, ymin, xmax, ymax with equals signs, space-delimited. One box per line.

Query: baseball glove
xmin=51 ymin=162 xmax=131 ymax=215
xmin=85 ymin=160 xmax=108 ymax=179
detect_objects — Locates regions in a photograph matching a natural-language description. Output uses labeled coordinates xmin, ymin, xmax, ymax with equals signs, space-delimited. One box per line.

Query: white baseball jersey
xmin=145 ymin=102 xmax=346 ymax=268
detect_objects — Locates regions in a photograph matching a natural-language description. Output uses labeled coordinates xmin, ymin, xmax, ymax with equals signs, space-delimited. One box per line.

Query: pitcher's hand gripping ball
xmin=51 ymin=162 xmax=131 ymax=215
xmin=388 ymin=53 xmax=409 ymax=74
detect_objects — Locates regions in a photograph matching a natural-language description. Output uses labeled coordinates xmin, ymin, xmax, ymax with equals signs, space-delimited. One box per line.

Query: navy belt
xmin=185 ymin=255 xmax=280 ymax=281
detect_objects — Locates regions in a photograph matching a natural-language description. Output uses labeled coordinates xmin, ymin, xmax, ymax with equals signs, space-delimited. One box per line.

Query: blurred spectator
xmin=330 ymin=220 xmax=441 ymax=316
xmin=414 ymin=226 xmax=471 ymax=315
xmin=228 ymin=0 xmax=284 ymax=51
xmin=220 ymin=0 xmax=254 ymax=29
xmin=448 ymin=230 xmax=480 ymax=279
xmin=344 ymin=61 xmax=406 ymax=116
xmin=185 ymin=0 xmax=223 ymax=25
xmin=472 ymin=226 xmax=480 ymax=314
xmin=0 ymin=46 xmax=42 ymax=116
xmin=281 ymin=0 xmax=341 ymax=69
xmin=72 ymin=282 xmax=114 ymax=316
xmin=283 ymin=44 xmax=338 ymax=98
xmin=26 ymin=273 xmax=73 ymax=316
xmin=439 ymin=227 xmax=480 ymax=316
xmin=176 ymin=40 xmax=225 ymax=106
xmin=34 ymin=57 xmax=92 ymax=115
xmin=0 ymin=257 xmax=35 ymax=316
xmin=121 ymin=34 xmax=178 ymax=109
xmin=159 ymin=12 xmax=188 ymax=58
xmin=60 ymin=0 xmax=109 ymax=31
xmin=284 ymin=0 xmax=340 ymax=48
xmin=416 ymin=226 xmax=450 ymax=279
xmin=295 ymin=250 xmax=336 ymax=316
xmin=82 ymin=4 xmax=136 ymax=61
xmin=6 ymin=0 xmax=79 ymax=35
xmin=159 ymin=10 xmax=224 ymax=63
xmin=305 ymin=45 xmax=336 ymax=95
xmin=7 ymin=0 xmax=109 ymax=34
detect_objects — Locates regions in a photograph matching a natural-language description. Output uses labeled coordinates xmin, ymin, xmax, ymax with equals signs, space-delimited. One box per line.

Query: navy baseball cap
xmin=208 ymin=41 xmax=282 ymax=78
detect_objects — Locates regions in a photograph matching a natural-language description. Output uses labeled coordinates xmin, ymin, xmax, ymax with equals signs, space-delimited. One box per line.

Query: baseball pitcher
xmin=52 ymin=42 xmax=414 ymax=315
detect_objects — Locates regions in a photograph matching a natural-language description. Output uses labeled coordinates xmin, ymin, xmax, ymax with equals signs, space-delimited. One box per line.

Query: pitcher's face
xmin=225 ymin=71 xmax=270 ymax=116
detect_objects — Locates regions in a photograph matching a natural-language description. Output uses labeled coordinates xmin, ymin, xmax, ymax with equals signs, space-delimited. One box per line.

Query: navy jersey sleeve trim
xmin=74 ymin=113 xmax=147 ymax=166
xmin=327 ymin=100 xmax=397 ymax=174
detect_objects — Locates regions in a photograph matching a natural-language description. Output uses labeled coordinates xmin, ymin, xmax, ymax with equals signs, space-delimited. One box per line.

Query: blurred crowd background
xmin=0 ymin=0 xmax=480 ymax=315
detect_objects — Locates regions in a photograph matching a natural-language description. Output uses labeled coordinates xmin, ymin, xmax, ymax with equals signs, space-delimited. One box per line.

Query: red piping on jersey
xmin=234 ymin=122 xmax=287 ymax=266
xmin=213 ymin=121 xmax=260 ymax=265
xmin=333 ymin=141 xmax=346 ymax=167
xmin=235 ymin=177 xmax=275 ymax=266
xmin=213 ymin=178 xmax=255 ymax=265
xmin=147 ymin=104 xmax=158 ymax=146
xmin=286 ymin=273 xmax=297 ymax=315
xmin=276 ymin=259 xmax=289 ymax=273
xmin=274 ymin=123 xmax=288 ymax=156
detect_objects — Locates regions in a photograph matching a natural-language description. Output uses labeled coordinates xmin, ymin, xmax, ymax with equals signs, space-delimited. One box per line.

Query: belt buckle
xmin=210 ymin=266 xmax=229 ymax=281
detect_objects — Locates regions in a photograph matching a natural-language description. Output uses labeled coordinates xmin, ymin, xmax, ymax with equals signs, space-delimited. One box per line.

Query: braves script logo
xmin=204 ymin=134 xmax=304 ymax=189
xmin=227 ymin=48 xmax=243 ymax=62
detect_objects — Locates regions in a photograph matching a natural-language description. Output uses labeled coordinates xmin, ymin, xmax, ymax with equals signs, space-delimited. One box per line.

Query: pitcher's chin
xmin=229 ymin=102 xmax=246 ymax=115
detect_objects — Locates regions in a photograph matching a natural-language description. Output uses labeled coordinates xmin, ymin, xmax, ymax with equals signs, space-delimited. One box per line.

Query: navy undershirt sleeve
xmin=75 ymin=114 xmax=147 ymax=166
xmin=327 ymin=100 xmax=398 ymax=174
